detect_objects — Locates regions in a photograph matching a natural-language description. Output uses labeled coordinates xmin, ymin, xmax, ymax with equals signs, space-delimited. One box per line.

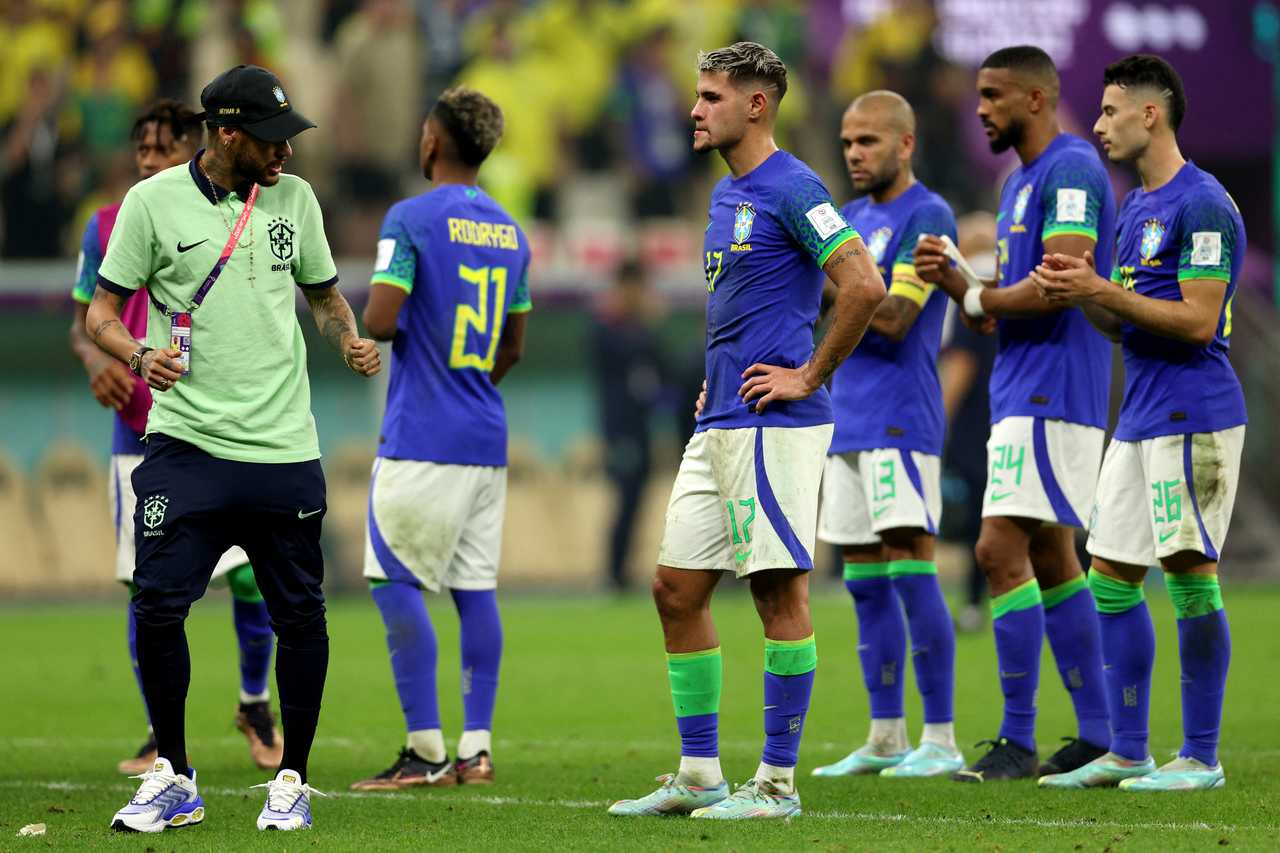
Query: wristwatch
xmin=129 ymin=346 xmax=154 ymax=376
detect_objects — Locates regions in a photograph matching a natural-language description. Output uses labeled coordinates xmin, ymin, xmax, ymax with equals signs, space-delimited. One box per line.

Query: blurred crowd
xmin=1 ymin=0 xmax=995 ymax=259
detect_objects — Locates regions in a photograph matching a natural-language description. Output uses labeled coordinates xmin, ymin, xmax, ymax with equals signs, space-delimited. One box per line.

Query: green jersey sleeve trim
xmin=508 ymin=301 xmax=533 ymax=314
xmin=1176 ymin=269 xmax=1232 ymax=284
xmin=370 ymin=274 xmax=412 ymax=293
xmin=817 ymin=231 xmax=858 ymax=268
xmin=1042 ymin=224 xmax=1098 ymax=241
xmin=71 ymin=290 xmax=92 ymax=305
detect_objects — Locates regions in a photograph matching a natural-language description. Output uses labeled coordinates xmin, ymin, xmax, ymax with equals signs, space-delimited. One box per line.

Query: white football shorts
xmin=363 ymin=457 xmax=506 ymax=592
xmin=1087 ymin=426 xmax=1245 ymax=566
xmin=818 ymin=448 xmax=942 ymax=545
xmin=658 ymin=424 xmax=832 ymax=577
xmin=981 ymin=416 xmax=1104 ymax=528
xmin=111 ymin=454 xmax=248 ymax=583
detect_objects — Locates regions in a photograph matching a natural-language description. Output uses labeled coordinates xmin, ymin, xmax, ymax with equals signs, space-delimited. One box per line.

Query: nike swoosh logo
xmin=1158 ymin=529 xmax=1177 ymax=543
xmin=297 ymin=508 xmax=323 ymax=519
xmin=177 ymin=239 xmax=209 ymax=253
xmin=872 ymin=505 xmax=890 ymax=518
xmin=763 ymin=705 xmax=778 ymax=711
xmin=989 ymin=491 xmax=1015 ymax=502
xmin=999 ymin=670 xmax=1028 ymax=679
xmin=734 ymin=549 xmax=752 ymax=564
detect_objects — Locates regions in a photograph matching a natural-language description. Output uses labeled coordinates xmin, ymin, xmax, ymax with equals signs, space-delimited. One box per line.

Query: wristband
xmin=963 ymin=287 xmax=986 ymax=318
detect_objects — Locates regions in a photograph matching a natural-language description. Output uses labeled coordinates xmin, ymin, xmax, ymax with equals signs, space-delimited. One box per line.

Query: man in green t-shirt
xmin=85 ymin=64 xmax=380 ymax=834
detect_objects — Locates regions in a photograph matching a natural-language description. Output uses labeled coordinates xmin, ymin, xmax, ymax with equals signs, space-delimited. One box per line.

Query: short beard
xmin=988 ymin=119 xmax=1025 ymax=154
xmin=856 ymin=163 xmax=899 ymax=197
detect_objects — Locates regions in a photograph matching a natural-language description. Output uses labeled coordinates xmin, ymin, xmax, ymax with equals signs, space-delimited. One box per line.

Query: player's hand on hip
xmin=89 ymin=357 xmax=135 ymax=410
xmin=913 ymin=235 xmax=951 ymax=284
xmin=739 ymin=362 xmax=820 ymax=414
xmin=694 ymin=378 xmax=707 ymax=419
xmin=141 ymin=348 xmax=184 ymax=392
xmin=344 ymin=337 xmax=382 ymax=376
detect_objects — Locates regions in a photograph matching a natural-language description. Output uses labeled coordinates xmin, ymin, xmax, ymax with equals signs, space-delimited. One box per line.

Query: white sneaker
xmin=254 ymin=769 xmax=326 ymax=830
xmin=110 ymin=757 xmax=205 ymax=833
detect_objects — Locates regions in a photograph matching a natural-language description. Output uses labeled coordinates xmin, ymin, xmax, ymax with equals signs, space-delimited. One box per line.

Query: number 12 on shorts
xmin=450 ymin=263 xmax=508 ymax=371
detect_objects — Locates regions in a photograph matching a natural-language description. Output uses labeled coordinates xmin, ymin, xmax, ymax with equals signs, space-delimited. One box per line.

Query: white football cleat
xmin=254 ymin=769 xmax=327 ymax=830
xmin=110 ymin=757 xmax=205 ymax=833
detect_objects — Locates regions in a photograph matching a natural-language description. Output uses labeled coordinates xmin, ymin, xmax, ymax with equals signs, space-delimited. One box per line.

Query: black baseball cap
xmin=199 ymin=65 xmax=316 ymax=143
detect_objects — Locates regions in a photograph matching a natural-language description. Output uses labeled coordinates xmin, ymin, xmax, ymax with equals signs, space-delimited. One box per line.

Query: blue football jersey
xmin=830 ymin=182 xmax=955 ymax=456
xmin=370 ymin=184 xmax=532 ymax=466
xmin=698 ymin=150 xmax=858 ymax=431
xmin=991 ymin=133 xmax=1115 ymax=428
xmin=1110 ymin=162 xmax=1247 ymax=441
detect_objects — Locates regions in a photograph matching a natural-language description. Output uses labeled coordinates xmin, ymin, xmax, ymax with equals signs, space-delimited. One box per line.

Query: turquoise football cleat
xmin=607 ymin=774 xmax=729 ymax=816
xmin=811 ymin=743 xmax=909 ymax=776
xmin=880 ymin=742 xmax=966 ymax=778
xmin=1038 ymin=753 xmax=1156 ymax=789
xmin=1118 ymin=756 xmax=1226 ymax=792
xmin=690 ymin=778 xmax=800 ymax=820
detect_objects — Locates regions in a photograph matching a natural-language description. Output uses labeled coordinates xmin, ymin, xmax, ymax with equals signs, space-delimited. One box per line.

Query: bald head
xmin=845 ymin=90 xmax=916 ymax=136
xmin=840 ymin=89 xmax=916 ymax=199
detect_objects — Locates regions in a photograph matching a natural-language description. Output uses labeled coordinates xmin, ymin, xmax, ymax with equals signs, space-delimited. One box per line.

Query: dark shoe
xmin=350 ymin=747 xmax=456 ymax=791
xmin=1037 ymin=737 xmax=1108 ymax=777
xmin=454 ymin=751 xmax=494 ymax=784
xmin=952 ymin=738 xmax=1039 ymax=783
xmin=235 ymin=701 xmax=284 ymax=771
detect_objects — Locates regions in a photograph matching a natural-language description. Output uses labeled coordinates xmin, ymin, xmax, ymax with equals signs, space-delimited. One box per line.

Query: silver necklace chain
xmin=198 ymin=157 xmax=255 ymax=285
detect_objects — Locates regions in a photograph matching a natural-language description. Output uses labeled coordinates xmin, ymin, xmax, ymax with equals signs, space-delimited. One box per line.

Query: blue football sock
xmin=1088 ymin=569 xmax=1154 ymax=761
xmin=1167 ymin=574 xmax=1231 ymax=767
xmin=1042 ymin=575 xmax=1110 ymax=747
xmin=844 ymin=563 xmax=905 ymax=720
xmin=371 ymin=579 xmax=440 ymax=733
xmin=761 ymin=637 xmax=817 ymax=768
xmin=227 ymin=565 xmax=273 ymax=699
xmin=991 ymin=579 xmax=1044 ymax=752
xmin=450 ymin=588 xmax=503 ymax=734
xmin=125 ymin=594 xmax=148 ymax=725
xmin=669 ymin=648 xmax=721 ymax=758
xmin=890 ymin=561 xmax=955 ymax=724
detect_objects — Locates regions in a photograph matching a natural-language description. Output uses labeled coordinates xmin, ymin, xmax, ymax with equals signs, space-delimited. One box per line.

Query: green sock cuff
xmin=668 ymin=647 xmax=722 ymax=718
xmin=368 ymin=578 xmax=392 ymax=589
xmin=126 ymin=582 xmax=139 ymax=596
xmin=887 ymin=559 xmax=937 ymax=577
xmin=1040 ymin=574 xmax=1088 ymax=610
xmin=764 ymin=635 xmax=817 ymax=676
xmin=1166 ymin=573 xmax=1224 ymax=619
xmin=844 ymin=561 xmax=890 ymax=580
xmin=226 ymin=564 xmax=263 ymax=603
xmin=1087 ymin=569 xmax=1145 ymax=614
xmin=990 ymin=578 xmax=1043 ymax=619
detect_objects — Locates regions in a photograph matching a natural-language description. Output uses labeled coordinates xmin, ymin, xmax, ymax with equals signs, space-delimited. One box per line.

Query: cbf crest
xmin=733 ymin=202 xmax=756 ymax=245
xmin=1012 ymin=183 xmax=1034 ymax=225
xmin=268 ymin=218 xmax=295 ymax=262
xmin=866 ymin=226 xmax=893 ymax=264
xmin=1140 ymin=218 xmax=1166 ymax=261
xmin=142 ymin=495 xmax=168 ymax=531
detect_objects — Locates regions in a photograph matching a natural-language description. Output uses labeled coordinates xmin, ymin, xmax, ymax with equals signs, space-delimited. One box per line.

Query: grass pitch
xmin=2 ymin=583 xmax=1279 ymax=850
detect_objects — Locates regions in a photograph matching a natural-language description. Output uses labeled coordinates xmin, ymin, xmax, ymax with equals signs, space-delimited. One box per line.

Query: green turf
xmin=2 ymin=584 xmax=1279 ymax=850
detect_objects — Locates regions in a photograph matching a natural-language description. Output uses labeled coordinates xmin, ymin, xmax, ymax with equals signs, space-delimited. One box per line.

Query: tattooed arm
xmin=739 ymin=237 xmax=885 ymax=413
xmin=303 ymin=284 xmax=382 ymax=376
xmin=85 ymin=286 xmax=185 ymax=391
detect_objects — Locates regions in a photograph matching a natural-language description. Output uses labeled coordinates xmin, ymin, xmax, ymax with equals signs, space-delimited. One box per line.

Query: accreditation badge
xmin=170 ymin=312 xmax=192 ymax=373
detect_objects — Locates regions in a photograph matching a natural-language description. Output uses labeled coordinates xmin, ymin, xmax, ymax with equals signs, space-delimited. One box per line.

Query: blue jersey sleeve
xmin=1040 ymin=155 xmax=1107 ymax=243
xmin=774 ymin=171 xmax=859 ymax=267
xmin=509 ymin=236 xmax=532 ymax=313
xmin=72 ymin=213 xmax=102 ymax=304
xmin=889 ymin=201 xmax=956 ymax=306
xmin=370 ymin=204 xmax=417 ymax=292
xmin=1177 ymin=193 xmax=1238 ymax=284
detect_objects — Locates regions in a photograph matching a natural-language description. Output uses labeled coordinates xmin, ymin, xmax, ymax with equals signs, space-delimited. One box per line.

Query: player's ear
xmin=900 ymin=131 xmax=916 ymax=162
xmin=1143 ymin=100 xmax=1159 ymax=131
xmin=748 ymin=89 xmax=769 ymax=121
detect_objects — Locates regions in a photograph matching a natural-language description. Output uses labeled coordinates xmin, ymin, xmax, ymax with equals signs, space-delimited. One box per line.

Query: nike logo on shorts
xmin=177 ymin=239 xmax=209 ymax=253
xmin=872 ymin=505 xmax=891 ymax=519
xmin=297 ymin=508 xmax=323 ymax=519
xmin=989 ymin=491 xmax=1015 ymax=502
xmin=1158 ymin=528 xmax=1178 ymax=544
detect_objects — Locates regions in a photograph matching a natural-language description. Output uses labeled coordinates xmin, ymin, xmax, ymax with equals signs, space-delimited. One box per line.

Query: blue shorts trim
xmin=1182 ymin=435 xmax=1219 ymax=561
xmin=753 ymin=427 xmax=813 ymax=570
xmin=898 ymin=449 xmax=937 ymax=535
xmin=1032 ymin=418 xmax=1082 ymax=527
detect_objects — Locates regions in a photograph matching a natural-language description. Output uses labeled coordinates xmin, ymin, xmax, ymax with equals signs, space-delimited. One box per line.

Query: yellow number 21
xmin=450 ymin=264 xmax=508 ymax=370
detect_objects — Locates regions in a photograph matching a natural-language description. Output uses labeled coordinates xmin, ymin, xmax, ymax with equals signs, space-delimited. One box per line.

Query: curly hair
xmin=132 ymin=98 xmax=203 ymax=146
xmin=431 ymin=87 xmax=504 ymax=167
xmin=697 ymin=41 xmax=788 ymax=103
